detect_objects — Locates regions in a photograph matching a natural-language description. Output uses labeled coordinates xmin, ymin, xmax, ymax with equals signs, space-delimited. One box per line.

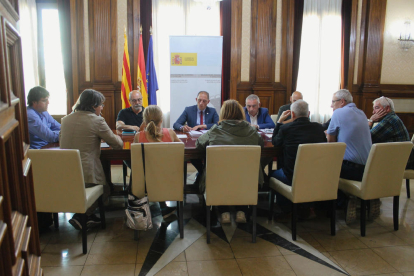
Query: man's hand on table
xmin=191 ymin=125 xmax=207 ymax=131
xmin=181 ymin=125 xmax=192 ymax=132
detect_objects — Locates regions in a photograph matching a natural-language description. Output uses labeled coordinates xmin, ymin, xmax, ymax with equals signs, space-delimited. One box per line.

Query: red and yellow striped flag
xmin=137 ymin=33 xmax=148 ymax=107
xmin=121 ymin=31 xmax=132 ymax=109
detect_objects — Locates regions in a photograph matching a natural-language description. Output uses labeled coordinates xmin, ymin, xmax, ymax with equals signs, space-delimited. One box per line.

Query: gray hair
xmin=291 ymin=99 xmax=309 ymax=118
xmin=197 ymin=91 xmax=210 ymax=99
xmin=129 ymin=90 xmax=141 ymax=99
xmin=373 ymin=96 xmax=394 ymax=112
xmin=245 ymin=94 xmax=260 ymax=104
xmin=334 ymin=89 xmax=353 ymax=104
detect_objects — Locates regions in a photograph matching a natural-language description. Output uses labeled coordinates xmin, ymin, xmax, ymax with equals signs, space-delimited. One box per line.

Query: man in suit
xmin=276 ymin=91 xmax=303 ymax=124
xmin=173 ymin=91 xmax=219 ymax=132
xmin=173 ymin=91 xmax=219 ymax=187
xmin=26 ymin=86 xmax=61 ymax=149
xmin=244 ymin=94 xmax=275 ymax=129
xmin=272 ymin=100 xmax=327 ymax=220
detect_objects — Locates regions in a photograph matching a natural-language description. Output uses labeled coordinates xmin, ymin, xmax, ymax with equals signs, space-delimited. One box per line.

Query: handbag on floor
xmin=125 ymin=143 xmax=153 ymax=231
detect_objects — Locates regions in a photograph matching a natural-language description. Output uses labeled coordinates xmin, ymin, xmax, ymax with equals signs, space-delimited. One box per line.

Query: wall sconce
xmin=398 ymin=20 xmax=414 ymax=51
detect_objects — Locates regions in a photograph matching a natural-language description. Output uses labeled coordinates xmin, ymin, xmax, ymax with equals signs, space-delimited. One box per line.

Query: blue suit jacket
xmin=173 ymin=105 xmax=219 ymax=130
xmin=244 ymin=107 xmax=275 ymax=129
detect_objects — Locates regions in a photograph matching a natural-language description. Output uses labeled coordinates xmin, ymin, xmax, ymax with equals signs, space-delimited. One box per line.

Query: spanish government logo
xmin=171 ymin=53 xmax=197 ymax=66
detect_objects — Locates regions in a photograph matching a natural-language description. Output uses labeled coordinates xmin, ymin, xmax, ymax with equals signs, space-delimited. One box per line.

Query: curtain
xmin=57 ymin=0 xmax=73 ymax=114
xmin=296 ymin=0 xmax=342 ymax=123
xmin=20 ymin=0 xmax=39 ymax=96
xmin=152 ymin=0 xmax=220 ymax=127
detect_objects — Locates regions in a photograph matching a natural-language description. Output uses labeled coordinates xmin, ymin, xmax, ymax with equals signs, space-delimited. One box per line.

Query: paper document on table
xmin=177 ymin=134 xmax=187 ymax=139
xmin=189 ymin=130 xmax=203 ymax=137
xmin=265 ymin=134 xmax=272 ymax=139
xmin=101 ymin=142 xmax=110 ymax=148
xmin=260 ymin=129 xmax=274 ymax=133
xmin=200 ymin=130 xmax=208 ymax=133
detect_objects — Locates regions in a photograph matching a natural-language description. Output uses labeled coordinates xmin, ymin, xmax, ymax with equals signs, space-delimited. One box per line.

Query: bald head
xmin=290 ymin=91 xmax=303 ymax=104
xmin=129 ymin=90 xmax=143 ymax=111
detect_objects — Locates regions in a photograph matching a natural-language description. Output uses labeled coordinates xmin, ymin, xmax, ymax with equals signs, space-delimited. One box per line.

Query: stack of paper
xmin=188 ymin=130 xmax=203 ymax=137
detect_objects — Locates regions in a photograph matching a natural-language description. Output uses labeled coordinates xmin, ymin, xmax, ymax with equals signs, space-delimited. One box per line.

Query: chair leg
xmin=292 ymin=203 xmax=297 ymax=241
xmin=252 ymin=205 xmax=257 ymax=243
xmin=360 ymin=199 xmax=366 ymax=237
xmin=53 ymin=213 xmax=59 ymax=229
xmin=406 ymin=179 xmax=411 ymax=199
xmin=331 ymin=200 xmax=336 ymax=236
xmin=393 ymin=196 xmax=399 ymax=231
xmin=179 ymin=201 xmax=184 ymax=238
xmin=206 ymin=206 xmax=211 ymax=244
xmin=98 ymin=196 xmax=106 ymax=229
xmin=81 ymin=214 xmax=88 ymax=254
xmin=123 ymin=161 xmax=127 ymax=189
xmin=268 ymin=189 xmax=275 ymax=221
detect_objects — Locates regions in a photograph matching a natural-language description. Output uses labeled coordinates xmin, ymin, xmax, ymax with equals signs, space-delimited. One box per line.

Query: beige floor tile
xmin=277 ymin=245 xmax=297 ymax=255
xmin=403 ymin=272 xmax=414 ymax=276
xmin=173 ymin=252 xmax=186 ymax=262
xmin=373 ymin=245 xmax=414 ymax=272
xmin=81 ymin=264 xmax=135 ymax=276
xmin=284 ymin=254 xmax=345 ymax=276
xmin=136 ymin=238 xmax=153 ymax=264
xmin=236 ymin=256 xmax=295 ymax=276
xmin=187 ymin=259 xmax=242 ymax=276
xmin=297 ymin=232 xmax=326 ymax=252
xmin=349 ymin=226 xmax=408 ymax=248
xmin=40 ymin=243 xmax=48 ymax=252
xmin=392 ymin=223 xmax=414 ymax=245
xmin=310 ymin=229 xmax=368 ymax=251
xmin=185 ymin=238 xmax=234 ymax=261
xmin=369 ymin=273 xmax=403 ymax=276
xmin=376 ymin=209 xmax=414 ymax=227
xmin=135 ymin=263 xmax=143 ymax=276
xmin=329 ymin=248 xmax=397 ymax=275
xmin=296 ymin=217 xmax=346 ymax=233
xmin=48 ymin=228 xmax=98 ymax=244
xmin=41 ymin=243 xmax=91 ymax=266
xmin=94 ymin=218 xmax=138 ymax=243
xmin=85 ymin=241 xmax=138 ymax=265
xmin=43 ymin=265 xmax=83 ymax=276
xmin=321 ymin=252 xmax=344 ymax=269
xmin=230 ymin=236 xmax=281 ymax=258
xmin=155 ymin=262 xmax=188 ymax=276
xmin=232 ymin=228 xmax=252 ymax=238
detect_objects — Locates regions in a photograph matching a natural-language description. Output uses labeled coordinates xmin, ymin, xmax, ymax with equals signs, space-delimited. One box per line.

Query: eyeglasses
xmin=39 ymin=98 xmax=49 ymax=103
xmin=130 ymin=98 xmax=143 ymax=103
xmin=331 ymin=99 xmax=341 ymax=104
xmin=100 ymin=104 xmax=104 ymax=107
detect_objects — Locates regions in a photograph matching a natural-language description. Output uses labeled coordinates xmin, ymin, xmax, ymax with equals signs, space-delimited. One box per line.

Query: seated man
xmin=173 ymin=91 xmax=219 ymax=131
xmin=244 ymin=94 xmax=275 ymax=129
xmin=116 ymin=90 xmax=144 ymax=131
xmin=173 ymin=91 xmax=219 ymax=186
xmin=276 ymin=91 xmax=303 ymax=124
xmin=271 ymin=100 xmax=326 ymax=219
xmin=27 ymin=86 xmax=61 ymax=149
xmin=326 ymin=89 xmax=372 ymax=223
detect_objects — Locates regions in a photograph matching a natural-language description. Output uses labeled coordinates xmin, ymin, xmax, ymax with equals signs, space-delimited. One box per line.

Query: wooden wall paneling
xmin=0 ymin=18 xmax=7 ymax=107
xmin=77 ymin=0 xmax=86 ymax=87
xmin=0 ymin=0 xmax=19 ymax=24
xmin=229 ymin=0 xmax=242 ymax=99
xmin=250 ymin=0 xmax=276 ymax=84
xmin=279 ymin=0 xmax=295 ymax=97
xmin=110 ymin=1 xmax=117 ymax=85
xmin=356 ymin=0 xmax=367 ymax=86
xmin=255 ymin=91 xmax=274 ymax=114
xmin=101 ymin=92 xmax=115 ymax=130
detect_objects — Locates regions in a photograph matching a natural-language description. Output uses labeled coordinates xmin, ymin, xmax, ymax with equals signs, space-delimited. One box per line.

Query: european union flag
xmin=146 ymin=35 xmax=158 ymax=105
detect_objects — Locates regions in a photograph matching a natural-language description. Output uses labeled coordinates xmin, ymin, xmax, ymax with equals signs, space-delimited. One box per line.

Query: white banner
xmin=169 ymin=36 xmax=223 ymax=128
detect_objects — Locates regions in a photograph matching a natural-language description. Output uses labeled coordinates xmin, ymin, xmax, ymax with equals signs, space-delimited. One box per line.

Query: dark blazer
xmin=244 ymin=107 xmax=275 ymax=129
xmin=173 ymin=105 xmax=219 ymax=130
xmin=277 ymin=103 xmax=291 ymax=121
xmin=272 ymin=117 xmax=327 ymax=181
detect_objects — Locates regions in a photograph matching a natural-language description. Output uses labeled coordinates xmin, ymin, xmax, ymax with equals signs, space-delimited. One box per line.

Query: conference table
xmin=45 ymin=130 xmax=281 ymax=194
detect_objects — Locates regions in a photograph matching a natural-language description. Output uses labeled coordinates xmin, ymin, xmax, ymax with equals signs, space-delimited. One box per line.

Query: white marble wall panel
xmin=274 ymin=0 xmax=282 ymax=83
xmin=393 ymin=99 xmax=414 ymax=113
xmin=84 ymin=0 xmax=90 ymax=81
xmin=240 ymin=0 xmax=251 ymax=82
xmin=353 ymin=0 xmax=362 ymax=84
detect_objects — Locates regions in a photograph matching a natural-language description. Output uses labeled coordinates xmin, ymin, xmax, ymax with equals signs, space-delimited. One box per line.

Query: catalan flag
xmin=121 ymin=31 xmax=132 ymax=109
xmin=146 ymin=35 xmax=158 ymax=105
xmin=137 ymin=33 xmax=148 ymax=107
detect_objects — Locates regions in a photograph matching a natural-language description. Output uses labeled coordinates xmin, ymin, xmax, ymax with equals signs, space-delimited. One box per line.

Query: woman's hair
xmin=143 ymin=105 xmax=163 ymax=141
xmin=74 ymin=89 xmax=105 ymax=112
xmin=219 ymin=99 xmax=245 ymax=123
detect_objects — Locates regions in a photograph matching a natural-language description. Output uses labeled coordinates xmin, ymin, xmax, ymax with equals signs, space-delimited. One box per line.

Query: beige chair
xmin=29 ymin=149 xmax=105 ymax=254
xmin=269 ymin=143 xmax=346 ymax=241
xmin=271 ymin=114 xmax=278 ymax=125
xmin=131 ymin=143 xmax=185 ymax=238
xmin=403 ymin=134 xmax=414 ymax=198
xmin=205 ymin=145 xmax=261 ymax=243
xmin=339 ymin=142 xmax=413 ymax=237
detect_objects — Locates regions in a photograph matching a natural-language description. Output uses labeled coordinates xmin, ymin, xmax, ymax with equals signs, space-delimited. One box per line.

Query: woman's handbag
xmin=125 ymin=143 xmax=153 ymax=231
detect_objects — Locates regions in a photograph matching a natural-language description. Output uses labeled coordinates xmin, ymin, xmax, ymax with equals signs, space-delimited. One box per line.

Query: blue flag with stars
xmin=146 ymin=35 xmax=158 ymax=105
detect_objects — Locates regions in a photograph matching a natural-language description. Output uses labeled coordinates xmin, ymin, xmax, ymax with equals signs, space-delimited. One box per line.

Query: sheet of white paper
xmin=101 ymin=142 xmax=110 ymax=148
xmin=200 ymin=130 xmax=208 ymax=133
xmin=265 ymin=134 xmax=272 ymax=138
xmin=177 ymin=134 xmax=187 ymax=139
xmin=189 ymin=130 xmax=203 ymax=137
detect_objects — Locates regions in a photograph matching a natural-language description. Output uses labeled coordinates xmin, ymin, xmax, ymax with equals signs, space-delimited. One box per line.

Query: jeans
xmin=338 ymin=161 xmax=365 ymax=208
xmin=271 ymin=169 xmax=292 ymax=213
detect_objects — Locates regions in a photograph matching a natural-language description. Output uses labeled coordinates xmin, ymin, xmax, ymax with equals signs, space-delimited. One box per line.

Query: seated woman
xmin=196 ymin=99 xmax=264 ymax=224
xmin=133 ymin=105 xmax=181 ymax=218
xmin=60 ymin=89 xmax=123 ymax=230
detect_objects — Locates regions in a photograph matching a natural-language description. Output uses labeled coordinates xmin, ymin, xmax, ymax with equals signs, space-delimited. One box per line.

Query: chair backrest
xmin=205 ymin=145 xmax=261 ymax=206
xmin=360 ymin=142 xmax=413 ymax=199
xmin=271 ymin=115 xmax=278 ymax=124
xmin=131 ymin=143 xmax=184 ymax=201
xmin=28 ymin=149 xmax=88 ymax=213
xmin=291 ymin=143 xmax=346 ymax=203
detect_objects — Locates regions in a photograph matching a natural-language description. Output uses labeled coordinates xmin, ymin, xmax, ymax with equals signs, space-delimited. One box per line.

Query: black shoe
xmin=86 ymin=214 xmax=101 ymax=228
xmin=69 ymin=214 xmax=82 ymax=230
xmin=161 ymin=207 xmax=176 ymax=219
